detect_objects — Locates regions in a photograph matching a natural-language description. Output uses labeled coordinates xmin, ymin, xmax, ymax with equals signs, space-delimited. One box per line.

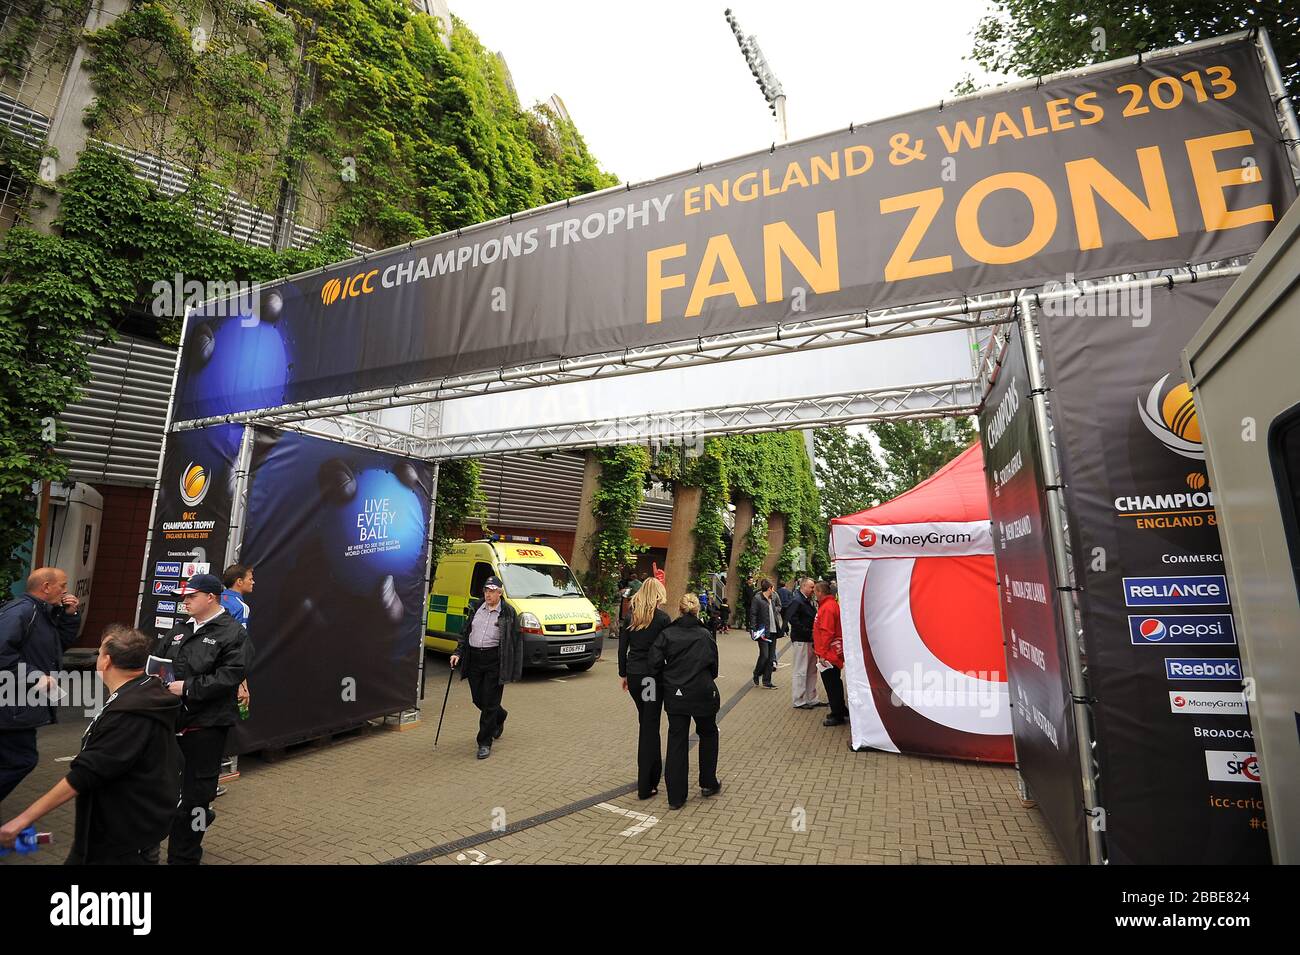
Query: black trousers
xmin=467 ymin=646 xmax=507 ymax=747
xmin=752 ymin=638 xmax=776 ymax=684
xmin=626 ymin=675 xmax=663 ymax=797
xmin=0 ymin=727 xmax=38 ymax=807
xmin=820 ymin=665 xmax=848 ymax=720
xmin=168 ymin=726 xmax=228 ymax=865
xmin=665 ymin=712 xmax=719 ymax=806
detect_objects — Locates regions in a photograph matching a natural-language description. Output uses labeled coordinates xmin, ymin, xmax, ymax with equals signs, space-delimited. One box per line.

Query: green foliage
xmin=430 ymin=457 xmax=482 ymax=565
xmin=871 ymin=419 xmax=977 ymax=498
xmin=814 ymin=426 xmax=890 ymax=523
xmin=585 ymin=446 xmax=651 ymax=612
xmin=1 ymin=1 xmax=621 ymax=590
xmin=968 ymin=1 xmax=1297 ymax=99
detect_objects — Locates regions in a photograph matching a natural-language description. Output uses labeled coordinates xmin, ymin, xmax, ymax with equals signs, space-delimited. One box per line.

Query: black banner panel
xmin=980 ymin=323 xmax=1088 ymax=864
xmin=137 ymin=425 xmax=244 ymax=635
xmin=172 ymin=41 xmax=1294 ymax=421
xmin=231 ymin=428 xmax=432 ymax=753
xmin=1038 ymin=277 xmax=1268 ymax=865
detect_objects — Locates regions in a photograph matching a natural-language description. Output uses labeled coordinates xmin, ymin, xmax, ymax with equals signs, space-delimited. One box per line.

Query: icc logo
xmin=321 ymin=269 xmax=378 ymax=306
xmin=180 ymin=462 xmax=209 ymax=507
xmin=1138 ymin=374 xmax=1203 ymax=460
xmin=857 ymin=528 xmax=877 ymax=548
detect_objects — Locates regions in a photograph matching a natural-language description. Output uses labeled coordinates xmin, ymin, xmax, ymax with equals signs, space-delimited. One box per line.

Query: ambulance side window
xmin=470 ymin=562 xmax=495 ymax=601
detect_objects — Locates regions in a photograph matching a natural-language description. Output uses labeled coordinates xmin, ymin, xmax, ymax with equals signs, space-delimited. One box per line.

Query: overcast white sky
xmin=456 ymin=0 xmax=1010 ymax=184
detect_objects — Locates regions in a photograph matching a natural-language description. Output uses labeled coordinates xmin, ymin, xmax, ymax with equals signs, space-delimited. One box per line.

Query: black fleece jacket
xmin=65 ymin=674 xmax=182 ymax=863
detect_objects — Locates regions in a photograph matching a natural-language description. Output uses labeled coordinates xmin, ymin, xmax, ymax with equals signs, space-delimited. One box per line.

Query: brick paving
xmin=3 ymin=634 xmax=1063 ymax=865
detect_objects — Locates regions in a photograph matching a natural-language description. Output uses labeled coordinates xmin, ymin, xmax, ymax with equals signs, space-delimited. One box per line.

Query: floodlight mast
xmin=724 ymin=7 xmax=787 ymax=143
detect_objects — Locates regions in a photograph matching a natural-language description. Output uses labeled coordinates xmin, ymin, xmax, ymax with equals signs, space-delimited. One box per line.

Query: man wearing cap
xmin=152 ymin=573 xmax=253 ymax=863
xmin=448 ymin=576 xmax=523 ymax=759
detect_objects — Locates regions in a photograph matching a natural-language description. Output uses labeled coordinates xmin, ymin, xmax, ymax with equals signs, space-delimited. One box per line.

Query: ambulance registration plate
xmin=559 ymin=643 xmax=586 ymax=655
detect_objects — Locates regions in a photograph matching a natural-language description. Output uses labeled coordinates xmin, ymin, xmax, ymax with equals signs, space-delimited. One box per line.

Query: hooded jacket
xmin=153 ymin=609 xmax=253 ymax=730
xmin=0 ymin=595 xmax=82 ymax=730
xmin=650 ymin=613 xmax=720 ymax=717
xmin=65 ymin=674 xmax=182 ymax=863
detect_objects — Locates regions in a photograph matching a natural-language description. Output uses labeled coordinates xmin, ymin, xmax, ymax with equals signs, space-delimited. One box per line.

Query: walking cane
xmin=434 ymin=660 xmax=456 ymax=748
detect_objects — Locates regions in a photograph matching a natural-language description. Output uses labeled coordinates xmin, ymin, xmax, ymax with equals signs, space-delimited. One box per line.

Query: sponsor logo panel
xmin=1168 ymin=691 xmax=1248 ymax=716
xmin=154 ymin=616 xmax=175 ymax=629
xmin=152 ymin=579 xmax=178 ymax=595
xmin=155 ymin=601 xmax=176 ymax=614
xmin=155 ymin=562 xmax=182 ymax=577
xmin=1128 ymin=614 xmax=1236 ymax=645
xmin=1122 ymin=575 xmax=1229 ymax=607
xmin=1205 ymin=750 xmax=1261 ymax=784
xmin=1164 ymin=657 xmax=1242 ymax=680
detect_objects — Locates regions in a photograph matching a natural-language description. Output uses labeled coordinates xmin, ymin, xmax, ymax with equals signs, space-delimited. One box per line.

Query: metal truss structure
xmin=174 ymin=293 xmax=1018 ymax=459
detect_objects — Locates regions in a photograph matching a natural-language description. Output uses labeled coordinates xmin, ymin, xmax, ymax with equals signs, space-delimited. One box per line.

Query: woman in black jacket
xmin=749 ymin=579 xmax=782 ymax=689
xmin=650 ymin=594 xmax=722 ymax=810
xmin=619 ymin=577 xmax=671 ymax=799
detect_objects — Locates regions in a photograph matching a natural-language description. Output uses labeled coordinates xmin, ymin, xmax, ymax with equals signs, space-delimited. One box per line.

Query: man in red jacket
xmin=812 ymin=581 xmax=848 ymax=727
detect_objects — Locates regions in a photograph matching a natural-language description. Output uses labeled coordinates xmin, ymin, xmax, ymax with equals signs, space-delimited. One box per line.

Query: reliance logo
xmin=1122 ymin=575 xmax=1229 ymax=607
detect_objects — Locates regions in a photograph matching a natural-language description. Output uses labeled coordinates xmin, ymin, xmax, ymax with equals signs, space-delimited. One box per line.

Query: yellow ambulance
xmin=424 ymin=536 xmax=605 ymax=671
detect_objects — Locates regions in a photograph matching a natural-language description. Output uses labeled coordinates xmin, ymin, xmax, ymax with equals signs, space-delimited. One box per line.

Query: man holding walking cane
xmin=448 ymin=577 xmax=523 ymax=760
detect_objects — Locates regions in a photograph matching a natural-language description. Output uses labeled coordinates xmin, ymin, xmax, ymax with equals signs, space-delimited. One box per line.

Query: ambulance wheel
xmin=566 ymin=661 xmax=595 ymax=672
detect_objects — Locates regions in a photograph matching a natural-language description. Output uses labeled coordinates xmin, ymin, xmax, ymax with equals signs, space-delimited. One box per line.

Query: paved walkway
xmin=3 ymin=633 xmax=1063 ymax=865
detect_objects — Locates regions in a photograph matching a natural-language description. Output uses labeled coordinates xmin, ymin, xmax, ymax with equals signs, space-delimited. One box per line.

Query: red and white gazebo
xmin=830 ymin=443 xmax=1013 ymax=763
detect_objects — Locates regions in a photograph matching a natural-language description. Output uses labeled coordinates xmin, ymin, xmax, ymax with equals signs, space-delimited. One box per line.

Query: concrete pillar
xmin=663 ymin=483 xmax=702 ymax=609
xmin=724 ymin=496 xmax=753 ymax=617
xmin=760 ymin=512 xmax=787 ymax=582
xmin=30 ymin=0 xmax=129 ymax=233
xmin=568 ymin=450 xmax=602 ymax=576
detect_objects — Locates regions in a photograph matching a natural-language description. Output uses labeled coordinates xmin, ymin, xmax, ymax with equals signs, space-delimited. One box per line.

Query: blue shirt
xmin=220 ymin=589 xmax=249 ymax=626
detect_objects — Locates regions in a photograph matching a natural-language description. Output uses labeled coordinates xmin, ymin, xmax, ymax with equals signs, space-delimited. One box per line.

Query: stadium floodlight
xmin=724 ymin=7 xmax=788 ymax=141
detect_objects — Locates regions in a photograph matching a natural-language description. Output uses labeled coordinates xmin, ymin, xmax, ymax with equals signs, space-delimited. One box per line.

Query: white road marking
xmin=596 ymin=802 xmax=659 ymax=837
xmin=54 ymin=756 xmax=75 ymax=762
xmin=455 ymin=848 xmax=503 ymax=865
xmin=548 ymin=678 xmax=569 ymax=683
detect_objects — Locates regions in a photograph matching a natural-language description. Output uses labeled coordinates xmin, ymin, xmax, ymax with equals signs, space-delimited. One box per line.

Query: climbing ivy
xmin=430 ymin=458 xmax=483 ymax=565
xmin=0 ymin=1 xmax=619 ymax=591
xmin=583 ymin=446 xmax=651 ymax=612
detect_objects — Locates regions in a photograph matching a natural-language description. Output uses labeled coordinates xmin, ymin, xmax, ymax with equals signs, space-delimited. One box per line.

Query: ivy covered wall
xmin=0 ymin=0 xmax=616 ymax=591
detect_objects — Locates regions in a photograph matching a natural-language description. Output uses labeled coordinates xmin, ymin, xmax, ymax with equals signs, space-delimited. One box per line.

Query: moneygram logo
xmin=857 ymin=528 xmax=877 ymax=547
xmin=1128 ymin=614 xmax=1236 ymax=645
xmin=1169 ymin=690 xmax=1247 ymax=715
xmin=1205 ymin=750 xmax=1261 ymax=784
xmin=1123 ymin=575 xmax=1229 ymax=607
xmin=179 ymin=462 xmax=209 ymax=507
xmin=1138 ymin=373 xmax=1203 ymax=460
xmin=320 ymin=269 xmax=379 ymax=306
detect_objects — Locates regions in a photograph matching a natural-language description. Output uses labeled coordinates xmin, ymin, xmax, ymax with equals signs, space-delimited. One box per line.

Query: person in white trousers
xmin=786 ymin=578 xmax=824 ymax=709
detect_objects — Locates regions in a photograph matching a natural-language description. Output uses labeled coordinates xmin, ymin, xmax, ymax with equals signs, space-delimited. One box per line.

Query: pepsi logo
xmin=857 ymin=528 xmax=877 ymax=547
xmin=1138 ymin=618 xmax=1167 ymax=641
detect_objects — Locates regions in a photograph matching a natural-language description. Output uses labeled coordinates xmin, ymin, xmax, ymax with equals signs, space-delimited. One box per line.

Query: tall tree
xmin=813 ymin=426 xmax=890 ymax=522
xmin=967 ymin=1 xmax=1297 ymax=99
xmin=871 ymin=419 xmax=977 ymax=498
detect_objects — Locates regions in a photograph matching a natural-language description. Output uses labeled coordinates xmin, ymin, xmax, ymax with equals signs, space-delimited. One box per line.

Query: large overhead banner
xmin=978 ymin=323 xmax=1088 ymax=864
xmin=172 ymin=39 xmax=1295 ymax=421
xmin=1038 ymin=277 xmax=1268 ymax=865
xmin=231 ymin=428 xmax=432 ymax=753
